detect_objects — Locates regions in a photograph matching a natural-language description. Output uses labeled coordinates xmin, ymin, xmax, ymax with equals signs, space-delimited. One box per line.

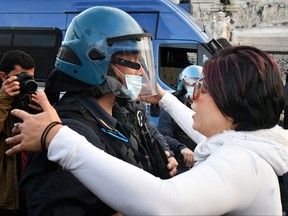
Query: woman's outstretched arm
xmin=5 ymin=90 xmax=253 ymax=215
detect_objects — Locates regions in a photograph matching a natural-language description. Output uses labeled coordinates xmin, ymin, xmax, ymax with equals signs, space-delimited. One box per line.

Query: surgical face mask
xmin=111 ymin=64 xmax=143 ymax=100
xmin=125 ymin=74 xmax=143 ymax=100
xmin=185 ymin=86 xmax=194 ymax=98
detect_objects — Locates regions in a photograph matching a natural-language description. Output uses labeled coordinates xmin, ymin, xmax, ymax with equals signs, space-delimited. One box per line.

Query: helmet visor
xmin=183 ymin=77 xmax=199 ymax=86
xmin=104 ymin=34 xmax=157 ymax=100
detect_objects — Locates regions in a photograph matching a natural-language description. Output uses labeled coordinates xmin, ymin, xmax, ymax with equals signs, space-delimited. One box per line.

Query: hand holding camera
xmin=2 ymin=75 xmax=20 ymax=97
xmin=3 ymin=72 xmax=38 ymax=96
xmin=4 ymin=72 xmax=40 ymax=113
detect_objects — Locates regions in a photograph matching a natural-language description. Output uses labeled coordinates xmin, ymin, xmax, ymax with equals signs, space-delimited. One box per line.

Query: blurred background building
xmin=176 ymin=0 xmax=288 ymax=81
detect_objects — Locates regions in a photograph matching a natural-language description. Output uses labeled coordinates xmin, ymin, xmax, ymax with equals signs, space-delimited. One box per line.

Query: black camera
xmin=16 ymin=72 xmax=38 ymax=94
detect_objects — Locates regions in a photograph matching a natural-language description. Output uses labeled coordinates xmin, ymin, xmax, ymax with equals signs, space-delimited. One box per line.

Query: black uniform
xmin=21 ymin=92 xmax=169 ymax=216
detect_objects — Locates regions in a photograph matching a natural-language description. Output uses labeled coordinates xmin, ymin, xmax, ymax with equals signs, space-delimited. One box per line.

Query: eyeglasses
xmin=192 ymin=78 xmax=206 ymax=101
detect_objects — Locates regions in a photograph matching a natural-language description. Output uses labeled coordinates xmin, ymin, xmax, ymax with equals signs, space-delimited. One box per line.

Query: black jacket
xmin=21 ymin=92 xmax=169 ymax=216
xmin=158 ymin=94 xmax=197 ymax=154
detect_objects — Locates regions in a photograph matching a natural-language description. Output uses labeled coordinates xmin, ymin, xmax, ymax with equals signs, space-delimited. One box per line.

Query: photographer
xmin=0 ymin=50 xmax=38 ymax=216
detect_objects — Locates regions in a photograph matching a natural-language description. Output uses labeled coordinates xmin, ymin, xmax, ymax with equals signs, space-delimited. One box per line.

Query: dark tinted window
xmin=159 ymin=47 xmax=197 ymax=89
xmin=0 ymin=27 xmax=62 ymax=82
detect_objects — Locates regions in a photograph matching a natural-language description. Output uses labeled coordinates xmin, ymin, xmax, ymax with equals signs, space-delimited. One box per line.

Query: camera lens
xmin=21 ymin=80 xmax=38 ymax=94
xmin=16 ymin=72 xmax=38 ymax=94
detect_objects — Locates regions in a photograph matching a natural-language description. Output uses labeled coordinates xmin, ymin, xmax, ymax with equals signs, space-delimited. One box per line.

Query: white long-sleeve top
xmin=48 ymin=92 xmax=288 ymax=215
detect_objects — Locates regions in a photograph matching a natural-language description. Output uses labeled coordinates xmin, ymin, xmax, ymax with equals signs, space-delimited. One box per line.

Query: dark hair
xmin=0 ymin=50 xmax=35 ymax=74
xmin=203 ymin=46 xmax=285 ymax=131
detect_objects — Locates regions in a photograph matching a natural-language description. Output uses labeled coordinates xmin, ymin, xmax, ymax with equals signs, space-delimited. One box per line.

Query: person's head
xmin=0 ymin=50 xmax=35 ymax=81
xmin=176 ymin=65 xmax=202 ymax=98
xmin=191 ymin=46 xmax=285 ymax=136
xmin=53 ymin=6 xmax=157 ymax=101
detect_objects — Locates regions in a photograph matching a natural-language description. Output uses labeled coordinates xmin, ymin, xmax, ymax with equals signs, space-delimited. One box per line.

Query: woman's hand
xmin=5 ymin=90 xmax=62 ymax=156
xmin=139 ymin=84 xmax=166 ymax=104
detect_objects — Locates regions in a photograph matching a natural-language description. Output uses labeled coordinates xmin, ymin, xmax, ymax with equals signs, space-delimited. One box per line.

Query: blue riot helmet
xmin=55 ymin=6 xmax=157 ymax=99
xmin=176 ymin=65 xmax=203 ymax=97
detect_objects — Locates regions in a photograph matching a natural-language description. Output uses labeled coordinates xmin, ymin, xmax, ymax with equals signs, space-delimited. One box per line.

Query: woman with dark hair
xmin=5 ymin=46 xmax=288 ymax=215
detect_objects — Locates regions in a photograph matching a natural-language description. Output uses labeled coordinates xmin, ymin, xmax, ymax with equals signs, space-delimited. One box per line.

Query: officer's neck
xmin=96 ymin=92 xmax=115 ymax=116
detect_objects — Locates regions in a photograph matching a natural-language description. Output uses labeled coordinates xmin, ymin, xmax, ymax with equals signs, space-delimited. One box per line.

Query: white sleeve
xmin=159 ymin=92 xmax=206 ymax=144
xmin=48 ymin=126 xmax=255 ymax=215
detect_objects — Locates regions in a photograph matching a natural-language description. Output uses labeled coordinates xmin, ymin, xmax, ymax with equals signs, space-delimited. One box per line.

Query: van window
xmin=159 ymin=47 xmax=197 ymax=89
xmin=0 ymin=27 xmax=62 ymax=84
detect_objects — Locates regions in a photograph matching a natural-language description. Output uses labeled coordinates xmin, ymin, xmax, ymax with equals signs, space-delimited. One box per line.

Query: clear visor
xmin=183 ymin=77 xmax=198 ymax=86
xmin=105 ymin=35 xmax=157 ymax=100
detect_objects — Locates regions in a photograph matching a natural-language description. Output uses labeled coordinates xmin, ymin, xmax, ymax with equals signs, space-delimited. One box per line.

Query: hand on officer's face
xmin=139 ymin=84 xmax=165 ymax=104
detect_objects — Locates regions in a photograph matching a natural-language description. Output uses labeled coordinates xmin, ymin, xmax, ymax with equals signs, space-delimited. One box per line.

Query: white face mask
xmin=111 ymin=64 xmax=143 ymax=100
xmin=125 ymin=74 xmax=143 ymax=100
xmin=185 ymin=86 xmax=194 ymax=98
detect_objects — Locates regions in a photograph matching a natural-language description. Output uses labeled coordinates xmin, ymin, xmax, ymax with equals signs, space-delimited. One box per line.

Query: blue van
xmin=0 ymin=0 xmax=227 ymax=124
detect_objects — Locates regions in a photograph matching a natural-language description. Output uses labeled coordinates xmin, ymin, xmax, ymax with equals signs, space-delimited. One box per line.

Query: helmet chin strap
xmin=87 ymin=67 xmax=121 ymax=98
xmin=87 ymin=67 xmax=130 ymax=106
xmin=87 ymin=82 xmax=129 ymax=106
xmin=86 ymin=80 xmax=112 ymax=98
xmin=86 ymin=80 xmax=129 ymax=107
